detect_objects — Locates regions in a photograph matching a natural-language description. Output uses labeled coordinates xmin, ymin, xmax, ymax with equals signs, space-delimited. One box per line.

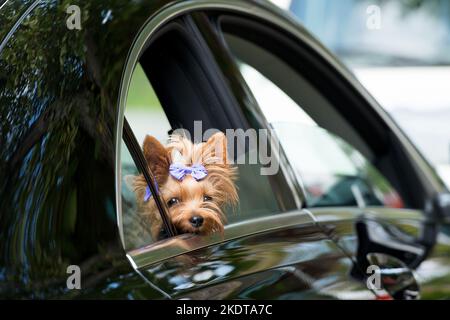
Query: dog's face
xmin=127 ymin=132 xmax=238 ymax=240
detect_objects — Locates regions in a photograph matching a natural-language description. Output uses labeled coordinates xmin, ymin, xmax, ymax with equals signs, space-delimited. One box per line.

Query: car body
xmin=1 ymin=0 xmax=450 ymax=299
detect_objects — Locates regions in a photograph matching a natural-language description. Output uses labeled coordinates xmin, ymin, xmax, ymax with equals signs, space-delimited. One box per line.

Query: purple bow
xmin=144 ymin=178 xmax=159 ymax=202
xmin=169 ymin=163 xmax=208 ymax=181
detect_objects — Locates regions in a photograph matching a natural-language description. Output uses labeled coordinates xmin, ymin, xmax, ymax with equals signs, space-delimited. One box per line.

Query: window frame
xmin=116 ymin=3 xmax=311 ymax=267
xmin=117 ymin=7 xmax=305 ymax=253
xmin=121 ymin=17 xmax=300 ymax=244
xmin=115 ymin=1 xmax=443 ymax=270
xmin=217 ymin=13 xmax=439 ymax=211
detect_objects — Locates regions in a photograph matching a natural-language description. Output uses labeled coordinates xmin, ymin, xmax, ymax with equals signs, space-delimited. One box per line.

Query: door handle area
xmin=352 ymin=219 xmax=423 ymax=300
xmin=355 ymin=218 xmax=427 ymax=268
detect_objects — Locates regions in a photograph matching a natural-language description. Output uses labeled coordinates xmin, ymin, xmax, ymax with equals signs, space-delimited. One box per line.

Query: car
xmin=1 ymin=0 xmax=450 ymax=300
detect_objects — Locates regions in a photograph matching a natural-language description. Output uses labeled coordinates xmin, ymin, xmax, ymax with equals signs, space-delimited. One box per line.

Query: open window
xmin=118 ymin=14 xmax=303 ymax=253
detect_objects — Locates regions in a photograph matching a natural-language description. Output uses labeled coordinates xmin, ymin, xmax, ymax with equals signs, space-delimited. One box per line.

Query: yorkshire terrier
xmin=127 ymin=132 xmax=238 ymax=241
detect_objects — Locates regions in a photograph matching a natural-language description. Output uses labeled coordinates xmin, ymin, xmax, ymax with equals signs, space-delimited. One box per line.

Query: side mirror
xmin=367 ymin=253 xmax=420 ymax=300
xmin=426 ymin=192 xmax=450 ymax=222
xmin=354 ymin=218 xmax=427 ymax=269
xmin=351 ymin=218 xmax=425 ymax=299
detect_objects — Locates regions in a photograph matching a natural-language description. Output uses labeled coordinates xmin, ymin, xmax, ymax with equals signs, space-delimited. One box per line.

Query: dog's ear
xmin=202 ymin=132 xmax=228 ymax=165
xmin=143 ymin=135 xmax=170 ymax=185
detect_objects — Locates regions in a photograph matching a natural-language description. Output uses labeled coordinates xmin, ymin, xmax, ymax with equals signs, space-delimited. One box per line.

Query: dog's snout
xmin=189 ymin=215 xmax=204 ymax=228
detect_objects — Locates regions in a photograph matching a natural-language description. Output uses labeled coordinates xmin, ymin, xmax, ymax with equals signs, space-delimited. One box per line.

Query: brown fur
xmin=129 ymin=132 xmax=238 ymax=241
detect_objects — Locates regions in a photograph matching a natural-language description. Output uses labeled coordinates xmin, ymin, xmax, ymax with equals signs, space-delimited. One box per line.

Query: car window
xmin=223 ymin=36 xmax=404 ymax=209
xmin=119 ymin=25 xmax=294 ymax=250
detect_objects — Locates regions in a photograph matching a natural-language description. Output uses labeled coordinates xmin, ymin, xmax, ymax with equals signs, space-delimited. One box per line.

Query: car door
xmin=117 ymin=2 xmax=376 ymax=299
xmin=210 ymin=2 xmax=450 ymax=299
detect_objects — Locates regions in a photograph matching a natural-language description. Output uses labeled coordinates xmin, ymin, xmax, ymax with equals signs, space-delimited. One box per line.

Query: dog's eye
xmin=167 ymin=197 xmax=180 ymax=207
xmin=203 ymin=195 xmax=212 ymax=202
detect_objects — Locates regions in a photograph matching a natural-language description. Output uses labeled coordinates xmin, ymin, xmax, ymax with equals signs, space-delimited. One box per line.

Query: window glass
xmin=230 ymin=51 xmax=403 ymax=209
xmin=120 ymin=63 xmax=171 ymax=250
xmin=121 ymin=140 xmax=153 ymax=250
xmin=125 ymin=63 xmax=171 ymax=144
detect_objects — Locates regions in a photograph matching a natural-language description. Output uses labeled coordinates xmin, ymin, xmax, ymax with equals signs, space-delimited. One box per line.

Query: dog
xmin=126 ymin=132 xmax=238 ymax=241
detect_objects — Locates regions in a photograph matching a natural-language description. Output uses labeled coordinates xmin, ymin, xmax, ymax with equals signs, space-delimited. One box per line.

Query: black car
xmin=1 ymin=0 xmax=450 ymax=299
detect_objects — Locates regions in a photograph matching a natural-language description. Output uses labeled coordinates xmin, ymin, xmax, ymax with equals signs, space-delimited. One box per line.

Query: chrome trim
xmin=302 ymin=208 xmax=318 ymax=223
xmin=308 ymin=206 xmax=425 ymax=223
xmin=128 ymin=210 xmax=314 ymax=268
xmin=0 ymin=0 xmax=41 ymax=53
xmin=126 ymin=253 xmax=173 ymax=299
xmin=0 ymin=0 xmax=11 ymax=12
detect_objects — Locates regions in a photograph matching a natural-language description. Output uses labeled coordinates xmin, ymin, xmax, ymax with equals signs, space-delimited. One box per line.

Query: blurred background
xmin=270 ymin=0 xmax=450 ymax=188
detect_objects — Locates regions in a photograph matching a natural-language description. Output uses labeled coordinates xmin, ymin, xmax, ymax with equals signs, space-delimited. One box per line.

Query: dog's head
xmin=127 ymin=132 xmax=238 ymax=240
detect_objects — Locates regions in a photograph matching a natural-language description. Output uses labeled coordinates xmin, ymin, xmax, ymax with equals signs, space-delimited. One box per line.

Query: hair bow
xmin=144 ymin=163 xmax=207 ymax=203
xmin=169 ymin=163 xmax=208 ymax=181
xmin=144 ymin=178 xmax=159 ymax=202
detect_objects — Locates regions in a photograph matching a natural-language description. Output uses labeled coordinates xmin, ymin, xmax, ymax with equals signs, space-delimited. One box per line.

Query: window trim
xmin=127 ymin=209 xmax=315 ymax=269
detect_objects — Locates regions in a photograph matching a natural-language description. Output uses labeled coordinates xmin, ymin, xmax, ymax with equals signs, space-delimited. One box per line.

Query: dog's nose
xmin=189 ymin=216 xmax=204 ymax=228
